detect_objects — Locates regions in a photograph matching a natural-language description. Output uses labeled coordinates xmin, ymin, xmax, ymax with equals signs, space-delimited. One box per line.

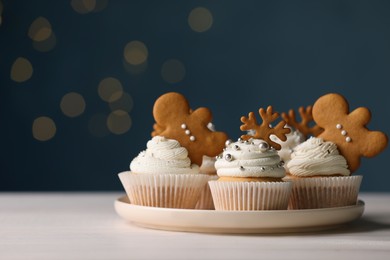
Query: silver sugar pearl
xmin=336 ymin=124 xmax=342 ymax=129
xmin=258 ymin=142 xmax=269 ymax=152
xmin=341 ymin=130 xmax=347 ymax=136
xmin=224 ymin=153 xmax=233 ymax=161
xmin=238 ymin=138 xmax=244 ymax=143
xmin=190 ymin=136 xmax=196 ymax=141
xmin=181 ymin=123 xmax=187 ymax=129
xmin=225 ymin=139 xmax=233 ymax=147
xmin=185 ymin=129 xmax=191 ymax=135
xmin=346 ymin=137 xmax=352 ymax=142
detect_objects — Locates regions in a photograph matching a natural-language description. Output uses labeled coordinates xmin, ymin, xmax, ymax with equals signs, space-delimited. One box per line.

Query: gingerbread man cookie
xmin=152 ymin=92 xmax=228 ymax=166
xmin=240 ymin=106 xmax=291 ymax=150
xmin=312 ymin=93 xmax=388 ymax=173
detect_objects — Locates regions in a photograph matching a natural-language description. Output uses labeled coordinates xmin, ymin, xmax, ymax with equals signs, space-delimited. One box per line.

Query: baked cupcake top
xmin=130 ymin=136 xmax=199 ymax=174
xmin=270 ymin=126 xmax=305 ymax=163
xmin=215 ymin=138 xmax=286 ymax=178
xmin=286 ymin=137 xmax=350 ymax=177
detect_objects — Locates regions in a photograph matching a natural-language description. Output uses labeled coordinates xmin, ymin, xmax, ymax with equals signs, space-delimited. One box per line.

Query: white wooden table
xmin=1 ymin=192 xmax=389 ymax=260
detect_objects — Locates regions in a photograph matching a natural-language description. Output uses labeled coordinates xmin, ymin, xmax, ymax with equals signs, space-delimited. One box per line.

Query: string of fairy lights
xmin=3 ymin=1 xmax=213 ymax=141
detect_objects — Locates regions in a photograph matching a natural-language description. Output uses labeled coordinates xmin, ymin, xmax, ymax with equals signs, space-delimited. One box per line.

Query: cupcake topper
xmin=312 ymin=93 xmax=388 ymax=173
xmin=151 ymin=92 xmax=228 ymax=166
xmin=281 ymin=105 xmax=324 ymax=139
xmin=240 ymin=106 xmax=291 ymax=150
xmin=152 ymin=123 xmax=164 ymax=136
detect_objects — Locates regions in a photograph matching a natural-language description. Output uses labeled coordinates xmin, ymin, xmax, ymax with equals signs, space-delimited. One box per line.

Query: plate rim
xmin=114 ymin=195 xmax=365 ymax=234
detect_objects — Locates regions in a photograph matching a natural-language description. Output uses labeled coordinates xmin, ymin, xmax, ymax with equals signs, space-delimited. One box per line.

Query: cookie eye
xmin=258 ymin=142 xmax=269 ymax=152
xmin=233 ymin=145 xmax=240 ymax=151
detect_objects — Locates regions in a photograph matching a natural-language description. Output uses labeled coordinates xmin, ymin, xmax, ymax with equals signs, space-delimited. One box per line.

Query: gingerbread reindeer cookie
xmin=152 ymin=92 xmax=228 ymax=166
xmin=240 ymin=106 xmax=291 ymax=150
xmin=281 ymin=105 xmax=323 ymax=139
xmin=312 ymin=93 xmax=388 ymax=173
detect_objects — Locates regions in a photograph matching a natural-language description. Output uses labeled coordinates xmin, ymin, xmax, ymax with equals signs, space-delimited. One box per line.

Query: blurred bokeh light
xmin=98 ymin=77 xmax=124 ymax=102
xmin=10 ymin=57 xmax=33 ymax=83
xmin=32 ymin=117 xmax=57 ymax=141
xmin=28 ymin=17 xmax=52 ymax=42
xmin=124 ymin=41 xmax=148 ymax=66
xmin=188 ymin=7 xmax=213 ymax=32
xmin=107 ymin=110 xmax=132 ymax=135
xmin=60 ymin=92 xmax=86 ymax=118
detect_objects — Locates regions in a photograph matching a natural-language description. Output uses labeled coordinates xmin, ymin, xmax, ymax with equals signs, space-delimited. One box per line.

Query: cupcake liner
xmin=118 ymin=171 xmax=209 ymax=209
xmin=287 ymin=175 xmax=362 ymax=209
xmin=208 ymin=181 xmax=292 ymax=211
xmin=195 ymin=175 xmax=219 ymax=210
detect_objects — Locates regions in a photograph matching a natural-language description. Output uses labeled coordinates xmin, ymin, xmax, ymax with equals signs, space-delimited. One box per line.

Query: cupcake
xmin=286 ymin=137 xmax=361 ymax=209
xmin=118 ymin=136 xmax=209 ymax=209
xmin=286 ymin=93 xmax=388 ymax=209
xmin=208 ymin=106 xmax=293 ymax=211
xmin=194 ymin=122 xmax=222 ymax=210
xmin=150 ymin=92 xmax=229 ymax=209
xmin=195 ymin=155 xmax=219 ymax=210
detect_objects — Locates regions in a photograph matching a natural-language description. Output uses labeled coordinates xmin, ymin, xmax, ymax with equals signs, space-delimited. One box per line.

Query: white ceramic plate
xmin=114 ymin=196 xmax=365 ymax=234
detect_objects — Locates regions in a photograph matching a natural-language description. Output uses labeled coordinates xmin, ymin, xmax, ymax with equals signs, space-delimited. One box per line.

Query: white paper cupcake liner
xmin=118 ymin=171 xmax=209 ymax=209
xmin=208 ymin=181 xmax=292 ymax=211
xmin=195 ymin=175 xmax=219 ymax=210
xmin=287 ymin=175 xmax=362 ymax=209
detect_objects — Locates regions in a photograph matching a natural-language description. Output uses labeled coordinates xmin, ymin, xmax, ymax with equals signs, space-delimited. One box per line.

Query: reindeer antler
xmin=240 ymin=106 xmax=291 ymax=150
xmin=281 ymin=106 xmax=323 ymax=138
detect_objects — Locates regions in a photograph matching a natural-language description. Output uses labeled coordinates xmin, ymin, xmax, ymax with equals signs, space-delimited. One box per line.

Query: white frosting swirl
xmin=286 ymin=137 xmax=350 ymax=177
xmin=130 ymin=136 xmax=199 ymax=174
xmin=270 ymin=126 xmax=305 ymax=163
xmin=215 ymin=139 xmax=286 ymax=178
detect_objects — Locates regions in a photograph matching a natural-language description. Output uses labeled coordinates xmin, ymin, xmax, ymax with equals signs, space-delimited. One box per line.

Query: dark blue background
xmin=1 ymin=0 xmax=389 ymax=191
